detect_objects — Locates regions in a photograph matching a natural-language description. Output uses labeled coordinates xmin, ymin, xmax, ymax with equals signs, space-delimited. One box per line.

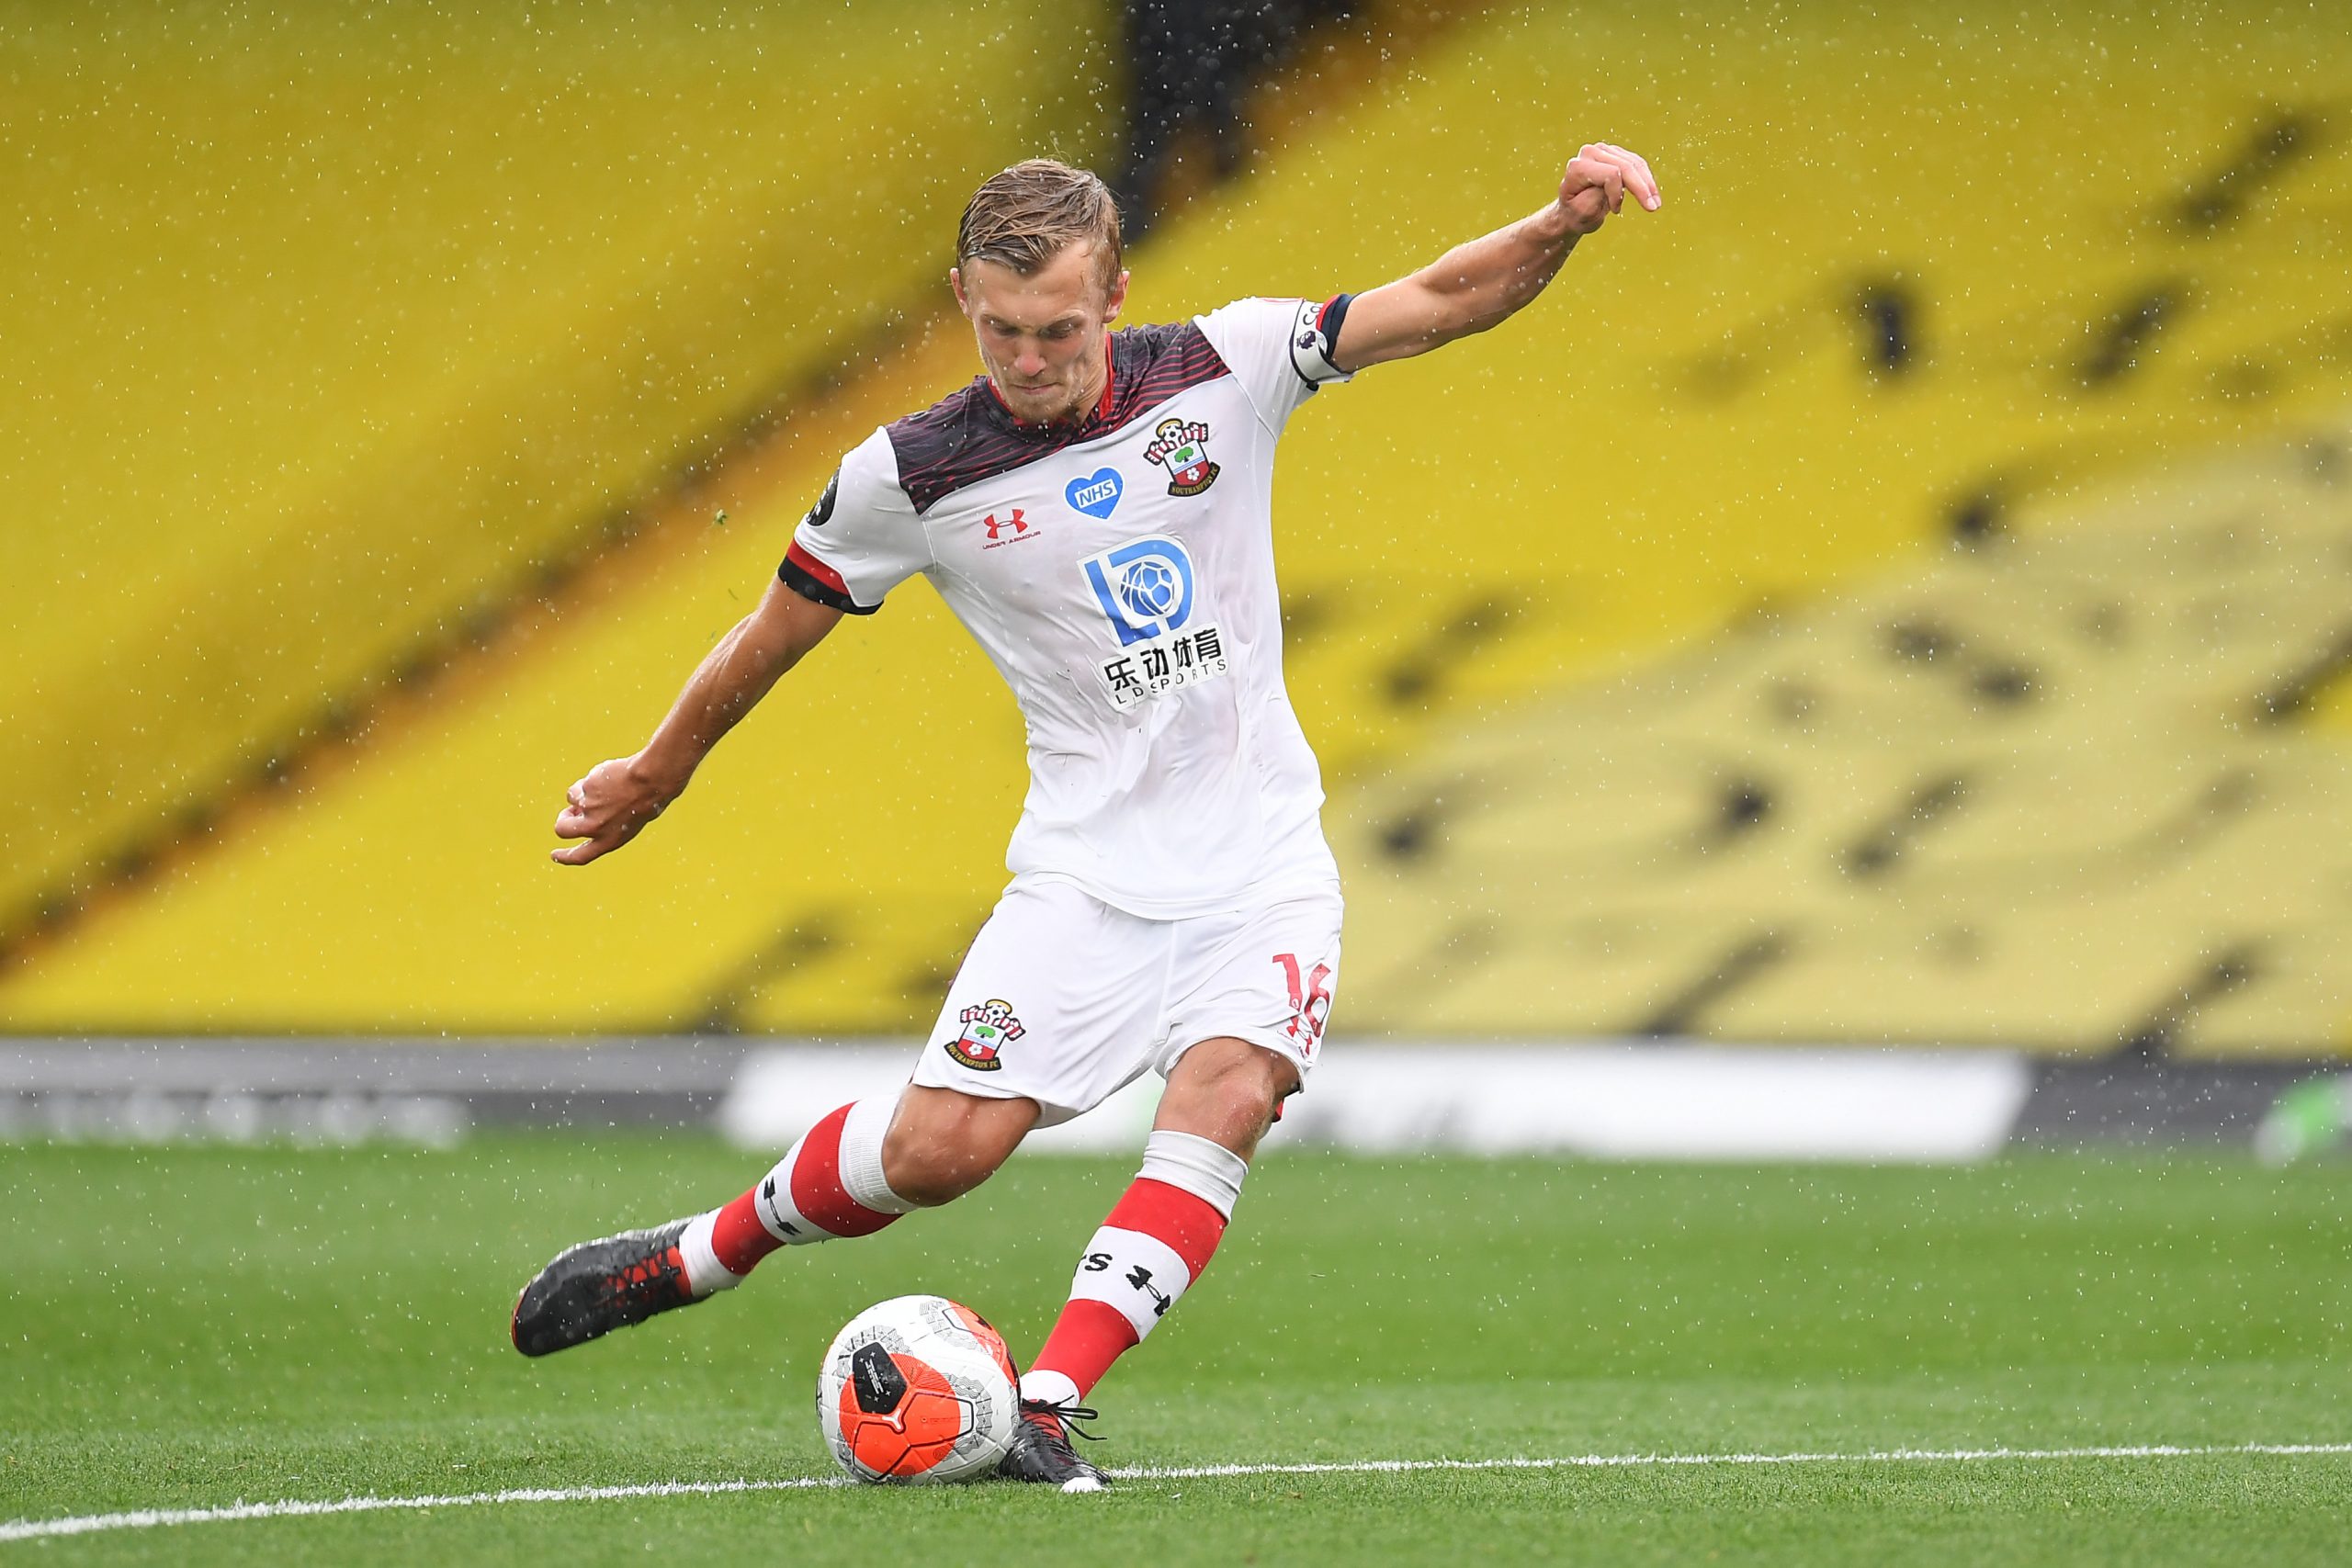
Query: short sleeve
xmin=1194 ymin=294 xmax=1356 ymax=434
xmin=777 ymin=426 xmax=928 ymax=615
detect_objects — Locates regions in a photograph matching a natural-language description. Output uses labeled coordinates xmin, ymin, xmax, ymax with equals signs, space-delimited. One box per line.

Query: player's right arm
xmin=550 ymin=578 xmax=840 ymax=866
xmin=551 ymin=428 xmax=928 ymax=867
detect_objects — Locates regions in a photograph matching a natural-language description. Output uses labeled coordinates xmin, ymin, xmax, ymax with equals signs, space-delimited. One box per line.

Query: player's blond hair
xmin=956 ymin=160 xmax=1124 ymax=293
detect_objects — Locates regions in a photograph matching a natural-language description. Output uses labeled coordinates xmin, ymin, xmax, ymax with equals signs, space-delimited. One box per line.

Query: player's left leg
xmin=1014 ymin=1038 xmax=1293 ymax=1416
xmin=1011 ymin=884 xmax=1340 ymax=1470
xmin=999 ymin=1038 xmax=1289 ymax=1491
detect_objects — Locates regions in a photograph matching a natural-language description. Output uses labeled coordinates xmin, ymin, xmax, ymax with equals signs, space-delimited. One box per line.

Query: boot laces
xmin=1020 ymin=1394 xmax=1104 ymax=1445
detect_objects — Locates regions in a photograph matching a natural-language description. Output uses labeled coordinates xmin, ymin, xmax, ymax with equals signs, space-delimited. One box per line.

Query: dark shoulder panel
xmin=1112 ymin=320 xmax=1228 ymax=418
xmin=886 ymin=322 xmax=1230 ymax=514
xmin=882 ymin=380 xmax=1000 ymax=517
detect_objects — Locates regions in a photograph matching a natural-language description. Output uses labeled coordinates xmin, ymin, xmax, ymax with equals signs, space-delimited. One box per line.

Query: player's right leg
xmin=508 ymin=1088 xmax=1034 ymax=1357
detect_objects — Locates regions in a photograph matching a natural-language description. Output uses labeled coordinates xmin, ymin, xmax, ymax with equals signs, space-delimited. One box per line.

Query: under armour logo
xmin=760 ymin=1175 xmax=797 ymax=1235
xmin=1127 ymin=1263 xmax=1172 ymax=1317
xmin=982 ymin=508 xmax=1029 ymax=541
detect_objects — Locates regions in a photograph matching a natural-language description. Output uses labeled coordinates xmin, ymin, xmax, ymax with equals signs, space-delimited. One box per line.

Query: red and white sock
xmin=676 ymin=1098 xmax=914 ymax=1298
xmin=1022 ymin=1129 xmax=1250 ymax=1409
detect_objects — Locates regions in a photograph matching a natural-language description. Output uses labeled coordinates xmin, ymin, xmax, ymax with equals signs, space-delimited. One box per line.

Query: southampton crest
xmin=944 ymin=998 xmax=1023 ymax=1071
xmin=1143 ymin=416 xmax=1220 ymax=498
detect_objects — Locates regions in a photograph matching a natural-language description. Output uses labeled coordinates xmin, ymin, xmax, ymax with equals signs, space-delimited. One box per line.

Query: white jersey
xmin=782 ymin=295 xmax=1356 ymax=919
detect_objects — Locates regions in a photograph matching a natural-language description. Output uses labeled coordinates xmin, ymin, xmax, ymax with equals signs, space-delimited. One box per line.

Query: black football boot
xmin=997 ymin=1398 xmax=1111 ymax=1492
xmin=510 ymin=1220 xmax=706 ymax=1357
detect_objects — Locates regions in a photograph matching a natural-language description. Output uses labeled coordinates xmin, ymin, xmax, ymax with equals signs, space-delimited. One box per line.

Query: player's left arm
xmin=1331 ymin=142 xmax=1661 ymax=373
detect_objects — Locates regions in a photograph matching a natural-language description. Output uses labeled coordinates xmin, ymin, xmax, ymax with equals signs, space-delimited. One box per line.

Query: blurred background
xmin=6 ymin=0 xmax=2350 ymax=1161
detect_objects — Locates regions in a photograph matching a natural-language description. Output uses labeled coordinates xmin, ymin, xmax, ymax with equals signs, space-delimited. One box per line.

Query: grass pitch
xmin=4 ymin=1137 xmax=2349 ymax=1564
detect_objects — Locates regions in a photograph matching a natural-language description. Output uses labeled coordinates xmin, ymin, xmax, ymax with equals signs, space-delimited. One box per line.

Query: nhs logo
xmin=1080 ymin=535 xmax=1195 ymax=647
xmin=1066 ymin=467 xmax=1124 ymax=519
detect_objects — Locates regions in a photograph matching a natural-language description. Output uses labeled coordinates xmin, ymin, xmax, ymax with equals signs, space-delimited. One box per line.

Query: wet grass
xmin=5 ymin=1138 xmax=2349 ymax=1563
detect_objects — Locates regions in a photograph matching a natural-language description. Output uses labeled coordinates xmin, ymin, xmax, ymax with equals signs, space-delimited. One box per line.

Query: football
xmin=815 ymin=1294 xmax=1022 ymax=1484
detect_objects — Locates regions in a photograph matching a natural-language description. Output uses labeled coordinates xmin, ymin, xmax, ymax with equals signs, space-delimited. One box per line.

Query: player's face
xmin=952 ymin=242 xmax=1130 ymax=425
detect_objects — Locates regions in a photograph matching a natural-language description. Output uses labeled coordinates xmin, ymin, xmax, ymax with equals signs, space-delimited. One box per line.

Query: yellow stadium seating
xmin=1337 ymin=434 xmax=2352 ymax=1053
xmin=1 ymin=0 xmax=1114 ymax=928
xmin=4 ymin=0 xmax=2348 ymax=1051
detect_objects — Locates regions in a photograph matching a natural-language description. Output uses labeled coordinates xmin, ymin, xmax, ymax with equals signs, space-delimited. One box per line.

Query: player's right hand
xmin=550 ymin=755 xmax=671 ymax=866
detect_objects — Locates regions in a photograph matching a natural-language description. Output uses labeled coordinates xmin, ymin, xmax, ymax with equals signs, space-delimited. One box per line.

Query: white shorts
xmin=910 ymin=874 xmax=1343 ymax=1126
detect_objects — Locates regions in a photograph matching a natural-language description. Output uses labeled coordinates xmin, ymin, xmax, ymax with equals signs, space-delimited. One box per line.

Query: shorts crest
xmin=944 ymin=998 xmax=1024 ymax=1071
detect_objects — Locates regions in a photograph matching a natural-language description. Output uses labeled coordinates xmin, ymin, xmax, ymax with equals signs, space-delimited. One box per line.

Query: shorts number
xmin=1272 ymin=953 xmax=1333 ymax=1055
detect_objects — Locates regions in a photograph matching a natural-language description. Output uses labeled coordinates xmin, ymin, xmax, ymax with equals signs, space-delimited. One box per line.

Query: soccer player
xmin=514 ymin=145 xmax=1661 ymax=1490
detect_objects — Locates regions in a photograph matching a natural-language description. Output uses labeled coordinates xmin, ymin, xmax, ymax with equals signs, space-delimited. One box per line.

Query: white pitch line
xmin=0 ymin=1478 xmax=841 ymax=1544
xmin=6 ymin=1443 xmax=2349 ymax=1545
xmin=1125 ymin=1442 xmax=2352 ymax=1480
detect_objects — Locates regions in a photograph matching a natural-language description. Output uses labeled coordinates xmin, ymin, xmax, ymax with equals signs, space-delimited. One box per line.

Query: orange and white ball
xmin=815 ymin=1295 xmax=1021 ymax=1484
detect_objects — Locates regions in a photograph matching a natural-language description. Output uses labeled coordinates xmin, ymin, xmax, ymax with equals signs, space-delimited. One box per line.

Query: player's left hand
xmin=1556 ymin=142 xmax=1662 ymax=235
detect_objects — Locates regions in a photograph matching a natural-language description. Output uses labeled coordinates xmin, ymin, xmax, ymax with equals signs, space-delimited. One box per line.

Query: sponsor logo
xmin=1143 ymin=416 xmax=1220 ymax=497
xmin=980 ymin=507 xmax=1033 ymax=549
xmin=1097 ymin=624 xmax=1228 ymax=711
xmin=1081 ymin=535 xmax=1195 ymax=646
xmin=1079 ymin=534 xmax=1229 ymax=707
xmin=944 ymin=998 xmax=1023 ymax=1071
xmin=1065 ymin=467 xmax=1124 ymax=519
